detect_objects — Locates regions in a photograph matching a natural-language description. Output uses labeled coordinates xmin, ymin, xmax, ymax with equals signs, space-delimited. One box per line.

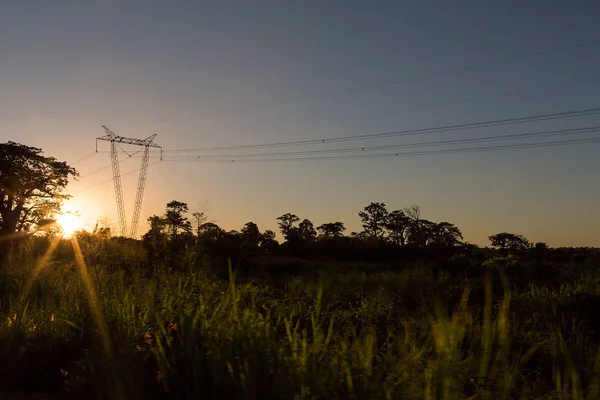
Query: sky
xmin=2 ymin=0 xmax=600 ymax=247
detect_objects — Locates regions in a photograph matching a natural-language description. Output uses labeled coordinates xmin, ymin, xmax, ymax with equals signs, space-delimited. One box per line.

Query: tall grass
xmin=1 ymin=238 xmax=600 ymax=399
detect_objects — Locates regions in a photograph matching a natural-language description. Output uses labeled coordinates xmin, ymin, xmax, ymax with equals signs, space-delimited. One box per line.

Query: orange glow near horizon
xmin=56 ymin=212 xmax=84 ymax=238
xmin=62 ymin=192 xmax=116 ymax=234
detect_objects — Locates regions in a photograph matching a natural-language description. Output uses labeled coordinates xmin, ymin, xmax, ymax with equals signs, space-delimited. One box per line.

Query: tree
xmin=92 ymin=220 xmax=111 ymax=240
xmin=298 ymin=219 xmax=317 ymax=242
xmin=317 ymin=222 xmax=346 ymax=238
xmin=489 ymin=233 xmax=530 ymax=253
xmin=277 ymin=213 xmax=300 ymax=241
xmin=145 ymin=215 xmax=167 ymax=236
xmin=241 ymin=222 xmax=261 ymax=251
xmin=404 ymin=205 xmax=432 ymax=247
xmin=359 ymin=202 xmax=389 ymax=240
xmin=142 ymin=215 xmax=168 ymax=258
xmin=197 ymin=222 xmax=225 ymax=245
xmin=408 ymin=219 xmax=435 ymax=247
xmin=165 ymin=200 xmax=192 ymax=239
xmin=0 ymin=142 xmax=78 ymax=236
xmin=532 ymin=241 xmax=549 ymax=258
xmin=192 ymin=212 xmax=207 ymax=237
xmin=259 ymin=229 xmax=278 ymax=251
xmin=404 ymin=205 xmax=421 ymax=223
xmin=385 ymin=210 xmax=409 ymax=245
xmin=429 ymin=222 xmax=463 ymax=247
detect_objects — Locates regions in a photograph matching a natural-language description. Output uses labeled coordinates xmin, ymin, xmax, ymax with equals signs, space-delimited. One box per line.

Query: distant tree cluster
xmin=138 ymin=199 xmax=475 ymax=268
xmin=131 ymin=197 xmax=559 ymax=270
xmin=355 ymin=203 xmax=464 ymax=247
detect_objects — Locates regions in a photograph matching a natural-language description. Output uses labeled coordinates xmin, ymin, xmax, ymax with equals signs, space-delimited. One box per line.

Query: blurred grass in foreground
xmin=1 ymin=236 xmax=600 ymax=399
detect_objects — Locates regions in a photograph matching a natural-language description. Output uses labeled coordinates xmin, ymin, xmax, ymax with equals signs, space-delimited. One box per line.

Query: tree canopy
xmin=0 ymin=142 xmax=78 ymax=236
xmin=359 ymin=202 xmax=388 ymax=240
xmin=316 ymin=222 xmax=346 ymax=238
xmin=489 ymin=233 xmax=530 ymax=253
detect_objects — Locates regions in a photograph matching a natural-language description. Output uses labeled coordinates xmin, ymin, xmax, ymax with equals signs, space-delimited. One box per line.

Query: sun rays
xmin=18 ymin=232 xmax=113 ymax=360
xmin=56 ymin=212 xmax=84 ymax=238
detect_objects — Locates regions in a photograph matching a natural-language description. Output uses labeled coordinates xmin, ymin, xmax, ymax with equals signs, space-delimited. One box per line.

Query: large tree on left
xmin=0 ymin=142 xmax=78 ymax=236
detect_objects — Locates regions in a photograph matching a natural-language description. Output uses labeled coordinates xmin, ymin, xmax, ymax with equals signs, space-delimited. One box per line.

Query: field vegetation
xmin=2 ymin=225 xmax=600 ymax=399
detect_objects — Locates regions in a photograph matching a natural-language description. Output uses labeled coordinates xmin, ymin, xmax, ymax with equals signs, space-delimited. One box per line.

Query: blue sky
xmin=2 ymin=1 xmax=600 ymax=246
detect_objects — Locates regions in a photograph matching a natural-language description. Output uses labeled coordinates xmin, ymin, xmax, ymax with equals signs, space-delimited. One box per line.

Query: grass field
xmin=2 ymin=235 xmax=600 ymax=399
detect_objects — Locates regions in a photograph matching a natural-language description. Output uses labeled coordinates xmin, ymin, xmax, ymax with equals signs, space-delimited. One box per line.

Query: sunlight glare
xmin=56 ymin=212 xmax=83 ymax=237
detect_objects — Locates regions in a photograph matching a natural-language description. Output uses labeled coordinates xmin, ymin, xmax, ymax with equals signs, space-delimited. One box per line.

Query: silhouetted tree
xmin=241 ymin=222 xmax=261 ymax=252
xmin=298 ymin=219 xmax=317 ymax=242
xmin=359 ymin=202 xmax=388 ymax=240
xmin=142 ymin=215 xmax=168 ymax=261
xmin=165 ymin=200 xmax=192 ymax=240
xmin=385 ymin=210 xmax=409 ymax=245
xmin=429 ymin=222 xmax=463 ymax=247
xmin=317 ymin=222 xmax=346 ymax=238
xmin=403 ymin=205 xmax=432 ymax=247
xmin=224 ymin=230 xmax=243 ymax=259
xmin=489 ymin=232 xmax=530 ymax=254
xmin=259 ymin=229 xmax=278 ymax=252
xmin=404 ymin=205 xmax=421 ymax=223
xmin=531 ymin=241 xmax=549 ymax=259
xmin=198 ymin=222 xmax=225 ymax=245
xmin=92 ymin=221 xmax=111 ymax=240
xmin=409 ymin=220 xmax=435 ymax=247
xmin=192 ymin=212 xmax=207 ymax=237
xmin=0 ymin=142 xmax=78 ymax=236
xmin=277 ymin=213 xmax=300 ymax=241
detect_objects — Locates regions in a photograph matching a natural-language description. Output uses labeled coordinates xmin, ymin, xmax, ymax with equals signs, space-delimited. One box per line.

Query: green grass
xmin=2 ymin=237 xmax=600 ymax=399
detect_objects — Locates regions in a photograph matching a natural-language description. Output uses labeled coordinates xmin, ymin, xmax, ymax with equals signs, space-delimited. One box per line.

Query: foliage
xmin=316 ymin=222 xmax=346 ymax=238
xmin=2 ymin=235 xmax=600 ymax=399
xmin=164 ymin=200 xmax=192 ymax=239
xmin=0 ymin=141 xmax=78 ymax=236
xmin=385 ymin=210 xmax=409 ymax=245
xmin=429 ymin=221 xmax=463 ymax=247
xmin=241 ymin=222 xmax=261 ymax=252
xmin=259 ymin=230 xmax=278 ymax=252
xmin=276 ymin=213 xmax=300 ymax=241
xmin=297 ymin=219 xmax=317 ymax=242
xmin=358 ymin=202 xmax=388 ymax=240
xmin=489 ymin=232 xmax=530 ymax=253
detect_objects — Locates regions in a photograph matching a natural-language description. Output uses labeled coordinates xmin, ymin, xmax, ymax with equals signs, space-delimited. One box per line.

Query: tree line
xmin=142 ymin=200 xmax=465 ymax=247
xmin=0 ymin=141 xmax=553 ymax=264
xmin=137 ymin=199 xmax=543 ymax=265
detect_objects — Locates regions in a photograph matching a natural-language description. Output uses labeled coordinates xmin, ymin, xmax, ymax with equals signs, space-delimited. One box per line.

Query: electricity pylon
xmin=96 ymin=126 xmax=162 ymax=238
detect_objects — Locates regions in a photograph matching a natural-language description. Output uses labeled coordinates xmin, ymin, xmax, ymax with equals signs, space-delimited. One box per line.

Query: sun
xmin=56 ymin=212 xmax=84 ymax=237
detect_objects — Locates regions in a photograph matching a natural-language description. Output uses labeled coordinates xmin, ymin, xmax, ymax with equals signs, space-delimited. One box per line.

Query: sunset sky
xmin=2 ymin=1 xmax=600 ymax=246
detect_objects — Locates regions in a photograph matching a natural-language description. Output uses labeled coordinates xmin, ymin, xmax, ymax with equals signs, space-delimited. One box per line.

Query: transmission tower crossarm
xmin=98 ymin=126 xmax=161 ymax=148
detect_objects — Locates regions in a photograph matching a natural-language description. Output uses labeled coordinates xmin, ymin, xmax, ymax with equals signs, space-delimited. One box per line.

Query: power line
xmin=81 ymin=163 xmax=113 ymax=178
xmin=70 ymin=152 xmax=97 ymax=166
xmin=98 ymin=77 xmax=600 ymax=157
xmin=80 ymin=161 xmax=162 ymax=190
xmin=80 ymin=146 xmax=156 ymax=178
xmin=159 ymin=137 xmax=600 ymax=163
xmin=80 ymin=155 xmax=135 ymax=178
xmin=174 ymin=126 xmax=600 ymax=159
xmin=164 ymin=106 xmax=600 ymax=152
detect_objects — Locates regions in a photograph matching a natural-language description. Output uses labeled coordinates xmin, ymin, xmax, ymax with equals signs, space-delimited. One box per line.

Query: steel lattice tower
xmin=96 ymin=126 xmax=162 ymax=238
